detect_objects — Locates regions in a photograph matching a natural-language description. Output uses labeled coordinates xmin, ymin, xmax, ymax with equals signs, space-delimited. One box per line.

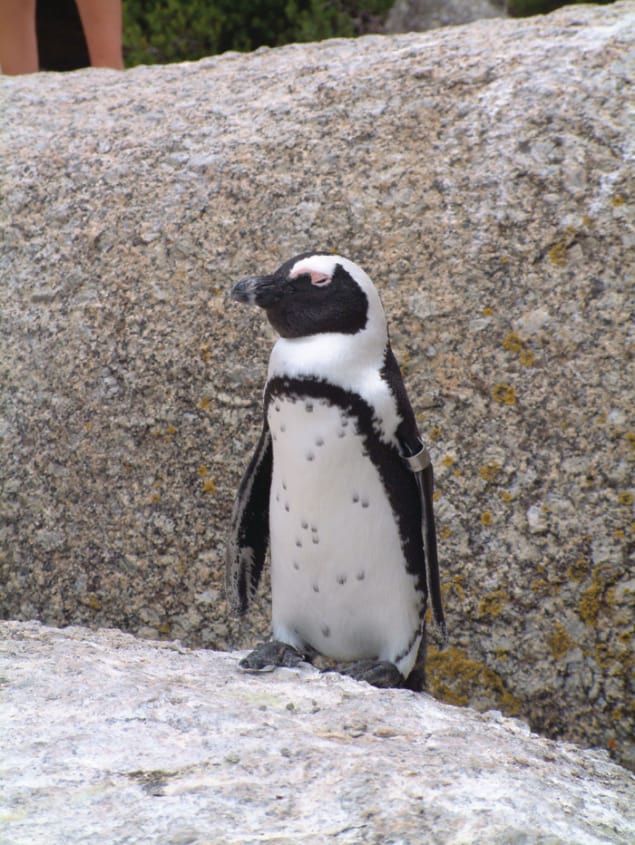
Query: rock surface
xmin=1 ymin=621 xmax=634 ymax=845
xmin=385 ymin=0 xmax=506 ymax=33
xmin=1 ymin=3 xmax=634 ymax=768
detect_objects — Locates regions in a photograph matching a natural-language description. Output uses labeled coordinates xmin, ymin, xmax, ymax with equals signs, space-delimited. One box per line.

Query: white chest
xmin=267 ymin=394 xmax=423 ymax=675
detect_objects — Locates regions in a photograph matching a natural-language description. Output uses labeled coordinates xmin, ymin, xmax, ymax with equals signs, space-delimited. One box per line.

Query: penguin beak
xmin=231 ymin=274 xmax=283 ymax=308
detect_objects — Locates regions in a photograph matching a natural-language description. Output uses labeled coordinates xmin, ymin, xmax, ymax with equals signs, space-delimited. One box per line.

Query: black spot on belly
xmin=312 ymin=535 xmax=320 ymax=545
xmin=315 ymin=436 xmax=324 ymax=447
xmin=295 ymin=539 xmax=302 ymax=548
xmin=337 ymin=429 xmax=346 ymax=438
xmin=305 ymin=402 xmax=314 ymax=413
xmin=336 ymin=574 xmax=347 ymax=585
xmin=285 ymin=503 xmax=290 ymax=512
xmin=352 ymin=492 xmax=359 ymax=503
xmin=356 ymin=571 xmax=365 ymax=581
xmin=301 ymin=520 xmax=308 ymax=530
xmin=312 ymin=583 xmax=319 ymax=593
xmin=321 ymin=625 xmax=331 ymax=638
xmin=275 ymin=404 xmax=281 ymax=412
xmin=361 ymin=498 xmax=370 ymax=508
xmin=282 ymin=481 xmax=287 ymax=490
xmin=306 ymin=451 xmax=315 ymax=462
xmin=293 ymin=561 xmax=300 ymax=570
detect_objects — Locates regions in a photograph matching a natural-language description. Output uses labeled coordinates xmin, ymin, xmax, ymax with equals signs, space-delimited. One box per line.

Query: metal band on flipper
xmin=403 ymin=445 xmax=431 ymax=473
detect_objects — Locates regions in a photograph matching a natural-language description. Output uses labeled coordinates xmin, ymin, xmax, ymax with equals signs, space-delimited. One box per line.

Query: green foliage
xmin=123 ymin=0 xmax=393 ymax=67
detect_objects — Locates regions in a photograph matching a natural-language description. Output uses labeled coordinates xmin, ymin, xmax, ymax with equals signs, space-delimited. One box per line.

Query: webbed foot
xmin=239 ymin=640 xmax=306 ymax=673
xmin=327 ymin=659 xmax=406 ymax=689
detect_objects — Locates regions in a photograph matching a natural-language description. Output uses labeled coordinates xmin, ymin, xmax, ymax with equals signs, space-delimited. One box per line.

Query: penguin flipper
xmin=382 ymin=345 xmax=446 ymax=641
xmin=225 ymin=422 xmax=273 ymax=615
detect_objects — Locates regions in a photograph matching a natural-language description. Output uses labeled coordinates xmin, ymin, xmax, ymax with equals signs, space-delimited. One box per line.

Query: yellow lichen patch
xmin=442 ymin=455 xmax=455 ymax=468
xmin=492 ymin=383 xmax=517 ymax=405
xmin=519 ymin=348 xmax=536 ymax=367
xmin=478 ymin=589 xmax=509 ymax=618
xmin=198 ymin=397 xmax=211 ymax=410
xmin=427 ymin=645 xmax=522 ymax=715
xmin=202 ymin=478 xmax=216 ymax=494
xmin=501 ymin=490 xmax=513 ymax=502
xmin=481 ymin=511 xmax=493 ymax=527
xmin=611 ymin=194 xmax=625 ymax=207
xmin=566 ymin=557 xmax=590 ymax=582
xmin=439 ymin=526 xmax=452 ymax=540
xmin=157 ymin=622 xmax=171 ymax=636
xmin=428 ymin=426 xmax=442 ymax=441
xmin=432 ymin=490 xmax=442 ymax=502
xmin=549 ymin=622 xmax=575 ymax=659
xmin=579 ymin=580 xmax=602 ymax=626
xmin=617 ymin=491 xmax=634 ymax=506
xmin=199 ymin=343 xmax=212 ymax=363
xmin=198 ymin=465 xmax=209 ymax=477
xmin=482 ymin=306 xmax=494 ymax=316
xmin=479 ymin=462 xmax=501 ymax=483
xmin=503 ymin=332 xmax=523 ymax=353
xmin=83 ymin=593 xmax=101 ymax=611
xmin=452 ymin=575 xmax=466 ymax=601
xmin=531 ymin=578 xmax=549 ymax=594
xmin=548 ymin=242 xmax=568 ymax=267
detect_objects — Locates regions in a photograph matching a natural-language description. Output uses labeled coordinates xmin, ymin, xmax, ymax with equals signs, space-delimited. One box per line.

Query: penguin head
xmin=231 ymin=252 xmax=385 ymax=340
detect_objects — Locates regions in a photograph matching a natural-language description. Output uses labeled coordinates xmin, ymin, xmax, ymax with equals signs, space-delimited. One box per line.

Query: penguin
xmin=225 ymin=252 xmax=445 ymax=690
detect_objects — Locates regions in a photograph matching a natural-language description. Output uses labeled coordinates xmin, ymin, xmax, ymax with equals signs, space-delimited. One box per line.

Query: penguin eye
xmin=308 ymin=271 xmax=332 ymax=287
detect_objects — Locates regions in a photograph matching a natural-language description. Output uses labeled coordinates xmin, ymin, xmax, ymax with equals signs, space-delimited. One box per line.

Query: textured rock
xmin=386 ymin=0 xmax=506 ymax=33
xmin=2 ymin=621 xmax=634 ymax=845
xmin=1 ymin=3 xmax=634 ymax=769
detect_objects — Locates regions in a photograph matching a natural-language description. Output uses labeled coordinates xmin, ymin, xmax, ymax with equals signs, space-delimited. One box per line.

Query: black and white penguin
xmin=225 ymin=252 xmax=445 ymax=690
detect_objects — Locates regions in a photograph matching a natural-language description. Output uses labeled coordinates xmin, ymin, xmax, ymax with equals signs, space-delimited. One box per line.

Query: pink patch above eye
xmin=290 ymin=267 xmax=332 ymax=287
xmin=309 ymin=271 xmax=331 ymax=287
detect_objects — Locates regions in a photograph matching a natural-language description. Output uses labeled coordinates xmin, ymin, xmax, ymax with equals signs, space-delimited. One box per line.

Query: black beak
xmin=231 ymin=274 xmax=283 ymax=308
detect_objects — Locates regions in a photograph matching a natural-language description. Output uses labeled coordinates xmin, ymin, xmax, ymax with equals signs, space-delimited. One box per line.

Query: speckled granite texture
xmin=2 ymin=621 xmax=634 ymax=845
xmin=1 ymin=3 xmax=633 ymax=768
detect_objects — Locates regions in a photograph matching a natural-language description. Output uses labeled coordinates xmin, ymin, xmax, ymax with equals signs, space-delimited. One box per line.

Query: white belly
xmin=268 ymin=395 xmax=423 ymax=676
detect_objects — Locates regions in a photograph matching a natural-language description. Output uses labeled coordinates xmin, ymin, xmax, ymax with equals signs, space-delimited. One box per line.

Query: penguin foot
xmin=239 ymin=640 xmax=306 ymax=673
xmin=328 ymin=659 xmax=405 ymax=689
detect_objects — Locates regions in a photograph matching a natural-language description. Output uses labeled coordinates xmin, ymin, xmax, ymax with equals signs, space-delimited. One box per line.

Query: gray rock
xmin=386 ymin=0 xmax=507 ymax=33
xmin=1 ymin=621 xmax=634 ymax=845
xmin=1 ymin=2 xmax=634 ymax=770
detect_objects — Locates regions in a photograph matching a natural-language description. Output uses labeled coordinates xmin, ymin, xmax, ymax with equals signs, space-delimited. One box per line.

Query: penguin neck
xmin=268 ymin=320 xmax=388 ymax=387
